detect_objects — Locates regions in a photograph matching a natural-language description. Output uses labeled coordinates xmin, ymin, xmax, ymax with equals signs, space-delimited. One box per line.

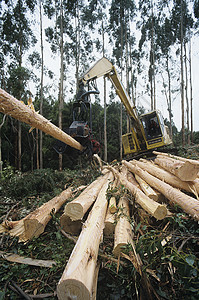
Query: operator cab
xmin=140 ymin=110 xmax=171 ymax=149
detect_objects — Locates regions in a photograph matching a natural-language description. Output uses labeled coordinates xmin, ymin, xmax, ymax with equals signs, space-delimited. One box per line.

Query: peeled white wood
xmin=153 ymin=151 xmax=199 ymax=165
xmin=135 ymin=174 xmax=158 ymax=202
xmin=64 ymin=174 xmax=109 ymax=221
xmin=0 ymin=88 xmax=83 ymax=151
xmin=126 ymin=160 xmax=199 ymax=221
xmin=108 ymin=166 xmax=168 ymax=220
xmin=0 ymin=251 xmax=56 ymax=268
xmin=0 ymin=188 xmax=73 ymax=242
xmin=154 ymin=155 xmax=199 ymax=181
xmin=104 ymin=209 xmax=115 ymax=236
xmin=133 ymin=159 xmax=198 ymax=197
xmin=57 ymin=172 xmax=113 ymax=300
xmin=113 ymin=197 xmax=133 ymax=257
xmin=60 ymin=214 xmax=82 ymax=235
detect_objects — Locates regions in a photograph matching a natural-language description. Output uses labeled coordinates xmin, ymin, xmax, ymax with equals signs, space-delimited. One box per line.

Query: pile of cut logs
xmin=1 ymin=151 xmax=199 ymax=299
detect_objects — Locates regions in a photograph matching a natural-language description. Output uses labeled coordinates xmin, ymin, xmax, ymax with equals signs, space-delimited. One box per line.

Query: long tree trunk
xmin=113 ymin=196 xmax=133 ymax=257
xmin=0 ymin=89 xmax=84 ymax=151
xmin=109 ymin=166 xmax=168 ymax=220
xmin=39 ymin=0 xmax=44 ymax=169
xmin=180 ymin=0 xmax=185 ymax=146
xmin=64 ymin=173 xmax=110 ymax=221
xmin=189 ymin=37 xmax=193 ymax=143
xmin=119 ymin=1 xmax=124 ymax=161
xmin=166 ymin=54 xmax=173 ymax=137
xmin=154 ymin=155 xmax=199 ymax=181
xmin=184 ymin=42 xmax=190 ymax=145
xmin=58 ymin=0 xmax=64 ymax=171
xmin=0 ymin=115 xmax=6 ymax=175
xmin=133 ymin=158 xmax=199 ymax=197
xmin=0 ymin=187 xmax=73 ymax=242
xmin=102 ymin=20 xmax=107 ymax=162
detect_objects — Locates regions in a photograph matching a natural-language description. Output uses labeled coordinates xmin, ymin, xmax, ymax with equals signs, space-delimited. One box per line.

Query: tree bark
xmin=0 ymin=88 xmax=84 ymax=151
xmin=57 ymin=173 xmax=113 ymax=300
xmin=125 ymin=160 xmax=199 ymax=221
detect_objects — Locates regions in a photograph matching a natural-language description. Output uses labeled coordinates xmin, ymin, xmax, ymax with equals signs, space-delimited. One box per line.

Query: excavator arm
xmin=77 ymin=57 xmax=172 ymax=156
xmin=79 ymin=57 xmax=145 ymax=151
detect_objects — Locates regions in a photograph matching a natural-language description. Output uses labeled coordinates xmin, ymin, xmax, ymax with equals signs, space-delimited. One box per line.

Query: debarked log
xmin=154 ymin=155 xmax=199 ymax=181
xmin=125 ymin=160 xmax=199 ymax=221
xmin=132 ymin=159 xmax=198 ymax=198
xmin=108 ymin=166 xmax=168 ymax=220
xmin=0 ymin=187 xmax=73 ymax=242
xmin=0 ymin=88 xmax=83 ymax=151
xmin=57 ymin=172 xmax=113 ymax=300
xmin=113 ymin=197 xmax=133 ymax=257
xmin=64 ymin=173 xmax=110 ymax=221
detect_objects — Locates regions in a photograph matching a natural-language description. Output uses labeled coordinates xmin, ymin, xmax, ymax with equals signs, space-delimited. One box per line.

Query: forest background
xmin=1 ymin=0 xmax=199 ymax=172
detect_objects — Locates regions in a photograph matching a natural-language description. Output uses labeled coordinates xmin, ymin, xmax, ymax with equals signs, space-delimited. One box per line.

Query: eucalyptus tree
xmin=109 ymin=0 xmax=136 ymax=160
xmin=138 ymin=0 xmax=160 ymax=110
xmin=1 ymin=0 xmax=37 ymax=170
xmin=170 ymin=0 xmax=194 ymax=146
xmin=81 ymin=0 xmax=109 ymax=161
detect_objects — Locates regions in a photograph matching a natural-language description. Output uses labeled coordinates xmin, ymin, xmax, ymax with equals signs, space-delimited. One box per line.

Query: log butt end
xmin=60 ymin=214 xmax=82 ymax=235
xmin=57 ymin=279 xmax=90 ymax=300
xmin=64 ymin=203 xmax=84 ymax=221
xmin=153 ymin=205 xmax=168 ymax=220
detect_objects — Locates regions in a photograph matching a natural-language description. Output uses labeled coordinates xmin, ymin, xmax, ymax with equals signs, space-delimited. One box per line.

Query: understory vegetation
xmin=0 ymin=153 xmax=199 ymax=300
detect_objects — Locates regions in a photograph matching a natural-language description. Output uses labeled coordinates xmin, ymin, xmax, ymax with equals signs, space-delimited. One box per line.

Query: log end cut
xmin=60 ymin=214 xmax=82 ymax=235
xmin=64 ymin=203 xmax=84 ymax=221
xmin=24 ymin=219 xmax=45 ymax=240
xmin=57 ymin=278 xmax=90 ymax=300
xmin=153 ymin=204 xmax=168 ymax=220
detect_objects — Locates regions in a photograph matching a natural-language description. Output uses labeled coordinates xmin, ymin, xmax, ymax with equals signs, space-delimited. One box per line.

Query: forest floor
xmin=0 ymin=146 xmax=199 ymax=300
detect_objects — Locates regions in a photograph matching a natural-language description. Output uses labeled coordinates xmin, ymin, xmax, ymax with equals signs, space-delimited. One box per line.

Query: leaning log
xmin=134 ymin=159 xmax=198 ymax=197
xmin=135 ymin=174 xmax=158 ymax=202
xmin=0 ymin=88 xmax=84 ymax=151
xmin=64 ymin=173 xmax=110 ymax=221
xmin=57 ymin=173 xmax=113 ymax=300
xmin=125 ymin=160 xmax=199 ymax=221
xmin=0 ymin=188 xmax=73 ymax=242
xmin=108 ymin=166 xmax=168 ymax=220
xmin=154 ymin=155 xmax=199 ymax=181
xmin=113 ymin=197 xmax=133 ymax=257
